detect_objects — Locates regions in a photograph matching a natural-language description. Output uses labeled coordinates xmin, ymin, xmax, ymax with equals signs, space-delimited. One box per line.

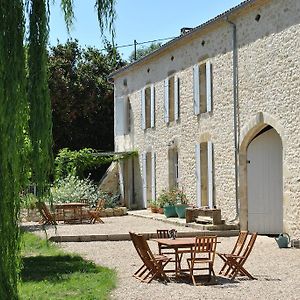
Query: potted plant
xmin=174 ymin=189 xmax=189 ymax=218
xmin=148 ymin=199 xmax=159 ymax=213
xmin=157 ymin=189 xmax=177 ymax=218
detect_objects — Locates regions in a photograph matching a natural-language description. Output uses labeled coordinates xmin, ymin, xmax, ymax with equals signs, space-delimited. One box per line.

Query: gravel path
xmin=30 ymin=216 xmax=300 ymax=300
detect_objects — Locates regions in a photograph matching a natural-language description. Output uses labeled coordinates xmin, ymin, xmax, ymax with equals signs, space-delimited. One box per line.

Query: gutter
xmin=108 ymin=0 xmax=255 ymax=82
xmin=226 ymin=18 xmax=240 ymax=221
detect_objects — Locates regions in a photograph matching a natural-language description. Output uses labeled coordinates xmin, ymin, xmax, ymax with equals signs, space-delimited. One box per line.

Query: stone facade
xmin=110 ymin=0 xmax=300 ymax=236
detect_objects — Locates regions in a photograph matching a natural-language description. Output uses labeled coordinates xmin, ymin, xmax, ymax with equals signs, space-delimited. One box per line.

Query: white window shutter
xmin=142 ymin=152 xmax=147 ymax=208
xmin=193 ymin=64 xmax=200 ymax=115
xmin=141 ymin=88 xmax=146 ymax=129
xmin=150 ymin=84 xmax=155 ymax=128
xmin=206 ymin=61 xmax=212 ymax=112
xmin=195 ymin=143 xmax=201 ymax=207
xmin=207 ymin=141 xmax=213 ymax=208
xmin=119 ymin=161 xmax=125 ymax=202
xmin=115 ymin=96 xmax=125 ymax=136
xmin=174 ymin=75 xmax=179 ymax=121
xmin=151 ymin=152 xmax=156 ymax=200
xmin=164 ymin=78 xmax=169 ymax=123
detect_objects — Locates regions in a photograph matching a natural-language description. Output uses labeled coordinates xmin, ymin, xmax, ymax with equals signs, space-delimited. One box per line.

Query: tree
xmin=0 ymin=1 xmax=116 ymax=298
xmin=49 ymin=40 xmax=125 ymax=154
xmin=128 ymin=42 xmax=162 ymax=62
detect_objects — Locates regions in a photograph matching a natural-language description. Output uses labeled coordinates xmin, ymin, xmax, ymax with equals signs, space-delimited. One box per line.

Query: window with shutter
xmin=141 ymin=86 xmax=153 ymax=130
xmin=151 ymin=152 xmax=156 ymax=200
xmin=150 ymin=84 xmax=155 ymax=128
xmin=115 ymin=96 xmax=128 ymax=136
xmin=193 ymin=61 xmax=213 ymax=115
xmin=174 ymin=75 xmax=180 ymax=121
xmin=165 ymin=75 xmax=180 ymax=124
xmin=168 ymin=147 xmax=179 ymax=188
xmin=195 ymin=141 xmax=214 ymax=208
xmin=142 ymin=152 xmax=147 ymax=208
xmin=164 ymin=79 xmax=169 ymax=123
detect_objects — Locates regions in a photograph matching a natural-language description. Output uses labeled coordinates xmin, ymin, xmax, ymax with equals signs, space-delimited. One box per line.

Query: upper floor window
xmin=115 ymin=96 xmax=129 ymax=136
xmin=164 ymin=75 xmax=179 ymax=124
xmin=193 ymin=61 xmax=212 ymax=115
xmin=141 ymin=84 xmax=155 ymax=129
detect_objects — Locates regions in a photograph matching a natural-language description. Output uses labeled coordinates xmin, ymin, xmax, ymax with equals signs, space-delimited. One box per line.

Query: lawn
xmin=19 ymin=232 xmax=116 ymax=300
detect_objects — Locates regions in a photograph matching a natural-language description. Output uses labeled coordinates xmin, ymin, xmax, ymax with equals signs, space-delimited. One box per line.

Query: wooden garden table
xmin=54 ymin=202 xmax=89 ymax=223
xmin=153 ymin=237 xmax=196 ymax=276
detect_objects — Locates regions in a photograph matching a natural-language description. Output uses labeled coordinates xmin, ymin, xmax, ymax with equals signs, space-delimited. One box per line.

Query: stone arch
xmin=239 ymin=112 xmax=284 ymax=231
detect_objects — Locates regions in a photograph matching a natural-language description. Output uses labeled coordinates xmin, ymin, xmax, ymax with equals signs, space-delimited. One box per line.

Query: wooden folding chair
xmin=129 ymin=232 xmax=171 ymax=283
xmin=187 ymin=236 xmax=217 ymax=286
xmin=223 ymin=232 xmax=258 ymax=280
xmin=217 ymin=231 xmax=248 ymax=276
xmin=88 ymin=199 xmax=105 ymax=224
xmin=36 ymin=202 xmax=57 ymax=225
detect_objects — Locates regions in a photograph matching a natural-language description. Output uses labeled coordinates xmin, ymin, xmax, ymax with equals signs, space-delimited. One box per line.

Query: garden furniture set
xmin=130 ymin=230 xmax=257 ymax=286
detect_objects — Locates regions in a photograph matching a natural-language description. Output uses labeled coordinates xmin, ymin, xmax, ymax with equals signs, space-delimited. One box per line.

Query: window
xmin=168 ymin=148 xmax=179 ymax=188
xmin=115 ymin=96 xmax=129 ymax=136
xmin=195 ymin=141 xmax=214 ymax=208
xmin=164 ymin=75 xmax=179 ymax=123
xmin=193 ymin=61 xmax=212 ymax=115
xmin=141 ymin=84 xmax=155 ymax=129
xmin=142 ymin=151 xmax=156 ymax=208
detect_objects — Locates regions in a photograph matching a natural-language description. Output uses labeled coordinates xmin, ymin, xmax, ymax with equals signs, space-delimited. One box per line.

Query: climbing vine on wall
xmin=55 ymin=148 xmax=138 ymax=179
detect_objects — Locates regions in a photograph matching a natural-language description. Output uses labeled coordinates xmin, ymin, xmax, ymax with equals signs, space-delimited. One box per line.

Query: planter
xmin=175 ymin=204 xmax=188 ymax=218
xmin=163 ymin=205 xmax=177 ymax=218
xmin=158 ymin=207 xmax=164 ymax=214
xmin=150 ymin=206 xmax=159 ymax=213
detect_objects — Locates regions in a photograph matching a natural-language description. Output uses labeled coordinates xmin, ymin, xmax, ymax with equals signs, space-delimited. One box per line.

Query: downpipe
xmin=226 ymin=18 xmax=240 ymax=223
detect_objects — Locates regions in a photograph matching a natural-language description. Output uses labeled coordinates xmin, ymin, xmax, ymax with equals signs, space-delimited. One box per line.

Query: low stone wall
xmin=21 ymin=207 xmax=128 ymax=223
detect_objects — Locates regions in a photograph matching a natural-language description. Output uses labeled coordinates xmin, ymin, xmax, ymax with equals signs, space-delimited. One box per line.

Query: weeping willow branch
xmin=28 ymin=0 xmax=53 ymax=197
xmin=0 ymin=1 xmax=26 ymax=299
xmin=0 ymin=0 xmax=117 ymax=298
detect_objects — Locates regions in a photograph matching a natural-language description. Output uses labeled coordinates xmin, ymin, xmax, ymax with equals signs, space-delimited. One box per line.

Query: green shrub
xmin=50 ymin=175 xmax=100 ymax=206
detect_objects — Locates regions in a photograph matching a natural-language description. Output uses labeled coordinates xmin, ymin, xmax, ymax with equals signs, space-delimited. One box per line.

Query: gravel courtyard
xmin=31 ymin=215 xmax=300 ymax=300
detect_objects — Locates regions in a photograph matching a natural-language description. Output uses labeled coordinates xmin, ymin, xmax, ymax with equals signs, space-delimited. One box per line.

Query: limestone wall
xmin=113 ymin=0 xmax=300 ymax=236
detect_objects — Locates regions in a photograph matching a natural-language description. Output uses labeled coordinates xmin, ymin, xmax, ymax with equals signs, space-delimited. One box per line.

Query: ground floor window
xmin=195 ymin=141 xmax=214 ymax=207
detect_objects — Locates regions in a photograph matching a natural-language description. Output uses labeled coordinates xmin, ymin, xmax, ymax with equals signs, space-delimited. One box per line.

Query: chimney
xmin=180 ymin=27 xmax=193 ymax=35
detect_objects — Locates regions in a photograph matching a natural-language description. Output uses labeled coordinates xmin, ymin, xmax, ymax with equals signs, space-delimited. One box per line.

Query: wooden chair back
xmin=218 ymin=230 xmax=249 ymax=275
xmin=238 ymin=232 xmax=257 ymax=262
xmin=95 ymin=199 xmax=105 ymax=212
xmin=193 ymin=236 xmax=217 ymax=260
xmin=227 ymin=232 xmax=258 ymax=280
xmin=231 ymin=231 xmax=248 ymax=256
xmin=36 ymin=202 xmax=57 ymax=225
xmin=157 ymin=229 xmax=169 ymax=238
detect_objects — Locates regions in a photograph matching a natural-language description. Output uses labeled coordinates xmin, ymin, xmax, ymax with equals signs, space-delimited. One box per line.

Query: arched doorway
xmin=247 ymin=127 xmax=283 ymax=234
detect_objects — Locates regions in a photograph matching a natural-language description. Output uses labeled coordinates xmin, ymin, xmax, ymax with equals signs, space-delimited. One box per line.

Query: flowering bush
xmin=50 ymin=175 xmax=121 ymax=208
xmin=50 ymin=175 xmax=100 ymax=206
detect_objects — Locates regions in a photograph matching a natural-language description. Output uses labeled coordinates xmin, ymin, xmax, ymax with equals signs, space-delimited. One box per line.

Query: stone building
xmin=109 ymin=0 xmax=300 ymax=236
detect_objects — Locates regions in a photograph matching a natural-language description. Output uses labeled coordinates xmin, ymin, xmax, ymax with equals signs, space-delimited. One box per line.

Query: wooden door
xmin=247 ymin=128 xmax=283 ymax=234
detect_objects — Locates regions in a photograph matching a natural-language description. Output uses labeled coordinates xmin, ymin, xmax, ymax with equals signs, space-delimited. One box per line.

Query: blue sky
xmin=49 ymin=0 xmax=243 ymax=60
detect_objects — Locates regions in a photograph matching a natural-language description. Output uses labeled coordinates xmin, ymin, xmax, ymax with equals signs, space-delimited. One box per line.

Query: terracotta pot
xmin=150 ymin=206 xmax=159 ymax=213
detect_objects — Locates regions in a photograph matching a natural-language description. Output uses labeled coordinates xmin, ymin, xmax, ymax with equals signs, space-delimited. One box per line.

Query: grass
xmin=19 ymin=232 xmax=116 ymax=300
